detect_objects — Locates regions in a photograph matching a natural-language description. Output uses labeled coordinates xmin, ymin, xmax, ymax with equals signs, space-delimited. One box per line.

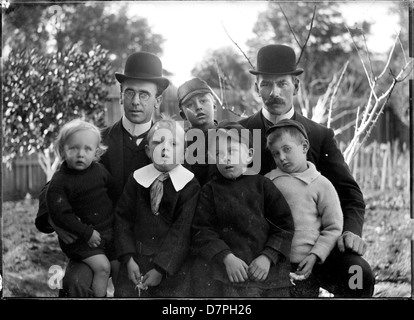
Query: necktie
xmin=130 ymin=129 xmax=150 ymax=146
xmin=149 ymin=172 xmax=169 ymax=215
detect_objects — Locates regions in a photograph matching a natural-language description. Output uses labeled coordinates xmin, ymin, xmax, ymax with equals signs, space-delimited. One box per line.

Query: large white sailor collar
xmin=133 ymin=164 xmax=194 ymax=191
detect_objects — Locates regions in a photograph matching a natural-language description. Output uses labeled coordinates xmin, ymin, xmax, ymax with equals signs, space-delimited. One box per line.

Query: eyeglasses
xmin=123 ymin=89 xmax=151 ymax=102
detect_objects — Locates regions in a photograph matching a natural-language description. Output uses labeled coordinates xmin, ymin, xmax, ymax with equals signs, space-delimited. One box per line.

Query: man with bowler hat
xmin=239 ymin=44 xmax=374 ymax=297
xmin=35 ymin=51 xmax=170 ymax=297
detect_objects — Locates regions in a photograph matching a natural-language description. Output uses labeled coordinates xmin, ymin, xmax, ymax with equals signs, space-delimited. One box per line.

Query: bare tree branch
xmin=362 ymin=32 xmax=374 ymax=80
xmin=377 ymin=29 xmax=400 ymax=79
xmin=221 ymin=21 xmax=254 ymax=69
xmin=327 ymin=60 xmax=349 ymax=128
xmin=279 ymin=4 xmax=316 ymax=66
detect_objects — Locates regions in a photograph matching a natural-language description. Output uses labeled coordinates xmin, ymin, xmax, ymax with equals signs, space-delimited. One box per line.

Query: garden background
xmin=1 ymin=1 xmax=412 ymax=298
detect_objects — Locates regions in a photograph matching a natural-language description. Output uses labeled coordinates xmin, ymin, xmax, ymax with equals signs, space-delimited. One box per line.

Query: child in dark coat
xmin=191 ymin=121 xmax=294 ymax=297
xmin=47 ymin=119 xmax=118 ymax=297
xmin=114 ymin=117 xmax=201 ymax=297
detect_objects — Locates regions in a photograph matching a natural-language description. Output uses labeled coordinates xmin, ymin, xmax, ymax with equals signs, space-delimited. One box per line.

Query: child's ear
xmin=247 ymin=148 xmax=254 ymax=164
xmin=179 ymin=110 xmax=187 ymax=120
xmin=303 ymin=140 xmax=309 ymax=153
xmin=145 ymin=145 xmax=151 ymax=159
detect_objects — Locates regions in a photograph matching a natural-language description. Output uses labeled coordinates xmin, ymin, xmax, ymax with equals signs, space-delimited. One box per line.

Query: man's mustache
xmin=265 ymin=97 xmax=285 ymax=105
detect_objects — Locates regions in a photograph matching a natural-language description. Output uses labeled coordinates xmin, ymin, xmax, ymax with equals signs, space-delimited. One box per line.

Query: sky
xmin=117 ymin=1 xmax=404 ymax=86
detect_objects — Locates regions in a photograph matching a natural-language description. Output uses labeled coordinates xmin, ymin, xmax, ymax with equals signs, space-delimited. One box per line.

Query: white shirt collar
xmin=262 ymin=106 xmax=295 ymax=125
xmin=265 ymin=161 xmax=320 ymax=185
xmin=133 ymin=164 xmax=194 ymax=192
xmin=122 ymin=115 xmax=152 ymax=137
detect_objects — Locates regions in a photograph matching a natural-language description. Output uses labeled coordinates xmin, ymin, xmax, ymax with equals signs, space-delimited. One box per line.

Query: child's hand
xmin=142 ymin=268 xmax=163 ymax=287
xmin=248 ymin=254 xmax=271 ymax=281
xmin=126 ymin=257 xmax=141 ymax=285
xmin=295 ymin=253 xmax=318 ymax=279
xmin=87 ymin=230 xmax=101 ymax=248
xmin=223 ymin=253 xmax=249 ymax=283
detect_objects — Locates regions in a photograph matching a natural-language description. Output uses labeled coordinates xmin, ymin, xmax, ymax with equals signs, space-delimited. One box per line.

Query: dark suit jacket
xmin=115 ymin=173 xmax=201 ymax=277
xmin=100 ymin=119 xmax=151 ymax=202
xmin=239 ymin=110 xmax=366 ymax=237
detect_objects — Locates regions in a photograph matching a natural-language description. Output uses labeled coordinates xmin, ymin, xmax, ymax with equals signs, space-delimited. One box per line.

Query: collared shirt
xmin=266 ymin=161 xmax=320 ymax=185
xmin=122 ymin=115 xmax=152 ymax=146
xmin=133 ymin=163 xmax=194 ymax=192
xmin=262 ymin=106 xmax=295 ymax=125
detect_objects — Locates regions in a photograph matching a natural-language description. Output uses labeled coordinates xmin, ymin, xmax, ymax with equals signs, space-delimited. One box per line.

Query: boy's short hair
xmin=265 ymin=119 xmax=308 ymax=148
xmin=177 ymin=78 xmax=212 ymax=109
xmin=147 ymin=114 xmax=185 ymax=144
xmin=54 ymin=118 xmax=107 ymax=161
xmin=210 ymin=121 xmax=253 ymax=149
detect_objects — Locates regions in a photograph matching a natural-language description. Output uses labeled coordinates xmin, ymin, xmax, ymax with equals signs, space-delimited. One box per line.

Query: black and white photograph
xmin=1 ymin=0 xmax=413 ymax=307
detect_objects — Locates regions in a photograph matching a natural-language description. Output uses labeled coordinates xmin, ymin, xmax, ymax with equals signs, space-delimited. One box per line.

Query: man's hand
xmin=223 ymin=253 xmax=249 ymax=283
xmin=248 ymin=254 xmax=271 ymax=281
xmin=48 ymin=215 xmax=78 ymax=244
xmin=126 ymin=257 xmax=141 ymax=285
xmin=337 ymin=231 xmax=367 ymax=255
xmin=142 ymin=268 xmax=163 ymax=287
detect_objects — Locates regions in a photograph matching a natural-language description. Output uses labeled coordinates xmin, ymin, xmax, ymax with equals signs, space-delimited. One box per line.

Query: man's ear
xmin=293 ymin=78 xmax=300 ymax=96
xmin=255 ymin=82 xmax=260 ymax=96
xmin=119 ymin=85 xmax=123 ymax=105
xmin=155 ymin=95 xmax=163 ymax=109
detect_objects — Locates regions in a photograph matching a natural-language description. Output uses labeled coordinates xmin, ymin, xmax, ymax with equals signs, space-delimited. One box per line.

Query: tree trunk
xmin=37 ymin=149 xmax=60 ymax=182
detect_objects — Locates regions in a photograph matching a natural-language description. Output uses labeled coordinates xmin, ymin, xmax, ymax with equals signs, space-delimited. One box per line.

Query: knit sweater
xmin=192 ymin=173 xmax=294 ymax=289
xmin=265 ymin=162 xmax=343 ymax=263
xmin=47 ymin=161 xmax=116 ymax=242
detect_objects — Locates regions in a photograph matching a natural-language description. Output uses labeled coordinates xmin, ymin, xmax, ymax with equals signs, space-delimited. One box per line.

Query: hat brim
xmin=115 ymin=73 xmax=170 ymax=91
xmin=265 ymin=122 xmax=308 ymax=140
xmin=249 ymin=68 xmax=304 ymax=76
xmin=180 ymin=89 xmax=212 ymax=107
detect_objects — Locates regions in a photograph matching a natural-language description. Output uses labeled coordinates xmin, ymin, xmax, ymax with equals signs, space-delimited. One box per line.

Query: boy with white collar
xmin=114 ymin=117 xmax=201 ymax=297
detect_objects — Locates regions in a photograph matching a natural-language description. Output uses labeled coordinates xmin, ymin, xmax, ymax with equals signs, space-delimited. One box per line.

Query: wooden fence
xmin=343 ymin=140 xmax=410 ymax=193
xmin=2 ymin=154 xmax=46 ymax=201
xmin=3 ymin=139 xmax=409 ymax=202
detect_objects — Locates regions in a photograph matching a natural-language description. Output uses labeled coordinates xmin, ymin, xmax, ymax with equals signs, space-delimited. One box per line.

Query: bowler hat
xmin=177 ymin=78 xmax=212 ymax=108
xmin=265 ymin=119 xmax=308 ymax=140
xmin=249 ymin=44 xmax=304 ymax=76
xmin=115 ymin=52 xmax=170 ymax=92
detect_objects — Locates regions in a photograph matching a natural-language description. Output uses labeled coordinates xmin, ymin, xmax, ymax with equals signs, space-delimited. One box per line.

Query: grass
xmin=1 ymin=189 xmax=412 ymax=298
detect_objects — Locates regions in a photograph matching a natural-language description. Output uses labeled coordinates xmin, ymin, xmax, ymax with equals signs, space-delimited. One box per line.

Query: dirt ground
xmin=1 ymin=189 xmax=412 ymax=298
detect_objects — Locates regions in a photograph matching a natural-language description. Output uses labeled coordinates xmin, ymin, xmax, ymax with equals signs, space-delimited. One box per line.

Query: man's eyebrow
xmin=124 ymin=88 xmax=151 ymax=94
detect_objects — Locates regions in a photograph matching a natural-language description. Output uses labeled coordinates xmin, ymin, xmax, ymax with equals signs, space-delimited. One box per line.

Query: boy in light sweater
xmin=265 ymin=119 xmax=343 ymax=297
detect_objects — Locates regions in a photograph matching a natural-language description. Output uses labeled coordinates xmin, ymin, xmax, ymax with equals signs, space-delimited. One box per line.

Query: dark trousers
xmin=59 ymin=260 xmax=94 ymax=298
xmin=290 ymin=248 xmax=375 ymax=298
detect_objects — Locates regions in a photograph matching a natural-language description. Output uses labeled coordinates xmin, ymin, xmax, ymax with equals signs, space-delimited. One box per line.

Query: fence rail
xmin=343 ymin=140 xmax=409 ymax=193
xmin=2 ymin=154 xmax=46 ymax=201
xmin=2 ymin=140 xmax=409 ymax=201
